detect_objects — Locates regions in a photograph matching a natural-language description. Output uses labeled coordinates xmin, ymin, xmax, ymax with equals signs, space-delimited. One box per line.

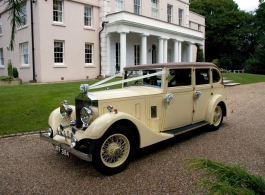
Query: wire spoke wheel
xmin=100 ymin=134 xmax=130 ymax=168
xmin=213 ymin=106 xmax=222 ymax=127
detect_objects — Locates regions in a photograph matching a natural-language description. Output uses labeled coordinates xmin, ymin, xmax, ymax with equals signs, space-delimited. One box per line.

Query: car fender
xmin=48 ymin=105 xmax=76 ymax=135
xmin=82 ymin=111 xmax=173 ymax=148
xmin=205 ymin=95 xmax=230 ymax=124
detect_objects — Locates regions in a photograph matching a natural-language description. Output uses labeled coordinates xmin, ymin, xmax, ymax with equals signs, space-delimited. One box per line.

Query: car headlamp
xmin=60 ymin=100 xmax=73 ymax=119
xmin=80 ymin=107 xmax=92 ymax=125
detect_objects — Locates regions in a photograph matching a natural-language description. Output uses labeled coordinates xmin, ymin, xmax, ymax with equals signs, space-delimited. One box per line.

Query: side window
xmin=168 ymin=68 xmax=191 ymax=87
xmin=195 ymin=69 xmax=209 ymax=85
xmin=212 ymin=69 xmax=221 ymax=83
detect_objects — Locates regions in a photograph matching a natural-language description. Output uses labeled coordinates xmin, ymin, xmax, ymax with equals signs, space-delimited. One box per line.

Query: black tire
xmin=209 ymin=105 xmax=223 ymax=131
xmin=89 ymin=126 xmax=135 ymax=175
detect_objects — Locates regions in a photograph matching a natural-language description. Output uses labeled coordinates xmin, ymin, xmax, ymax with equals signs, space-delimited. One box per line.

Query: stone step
xmin=224 ymin=83 xmax=240 ymax=86
xmin=223 ymin=80 xmax=233 ymax=84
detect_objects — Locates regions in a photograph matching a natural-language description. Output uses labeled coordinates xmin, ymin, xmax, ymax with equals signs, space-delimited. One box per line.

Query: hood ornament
xmin=80 ymin=84 xmax=89 ymax=94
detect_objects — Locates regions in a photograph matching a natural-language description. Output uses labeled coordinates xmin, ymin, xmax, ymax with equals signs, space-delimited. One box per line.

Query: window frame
xmin=134 ymin=0 xmax=141 ymax=15
xmin=134 ymin=45 xmax=140 ymax=65
xmin=167 ymin=4 xmax=172 ymax=23
xmin=53 ymin=0 xmax=63 ymax=23
xmin=151 ymin=0 xmax=158 ymax=19
xmin=179 ymin=8 xmax=183 ymax=26
xmin=84 ymin=5 xmax=92 ymax=27
xmin=20 ymin=42 xmax=29 ymax=67
xmin=0 ymin=18 xmax=2 ymax=35
xmin=115 ymin=0 xmax=124 ymax=12
xmin=19 ymin=3 xmax=27 ymax=27
xmin=54 ymin=40 xmax=64 ymax=65
xmin=85 ymin=43 xmax=93 ymax=65
xmin=0 ymin=48 xmax=4 ymax=66
xmin=116 ymin=43 xmax=120 ymax=72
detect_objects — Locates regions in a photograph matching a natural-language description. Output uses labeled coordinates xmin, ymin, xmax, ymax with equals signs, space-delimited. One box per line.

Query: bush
xmin=212 ymin=59 xmax=220 ymax=66
xmin=245 ymin=57 xmax=260 ymax=74
xmin=186 ymin=158 xmax=265 ymax=195
xmin=13 ymin=67 xmax=19 ymax=78
xmin=7 ymin=60 xmax=13 ymax=77
xmin=196 ymin=44 xmax=205 ymax=62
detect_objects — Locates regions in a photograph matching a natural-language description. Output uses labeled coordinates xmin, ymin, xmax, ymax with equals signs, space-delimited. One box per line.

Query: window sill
xmin=85 ymin=64 xmax=96 ymax=68
xmin=17 ymin=25 xmax=28 ymax=31
xmin=0 ymin=66 xmax=4 ymax=69
xmin=54 ymin=64 xmax=67 ymax=68
xmin=83 ymin=26 xmax=95 ymax=31
xmin=0 ymin=34 xmax=2 ymax=37
xmin=52 ymin=22 xmax=66 ymax=27
xmin=20 ymin=65 xmax=30 ymax=69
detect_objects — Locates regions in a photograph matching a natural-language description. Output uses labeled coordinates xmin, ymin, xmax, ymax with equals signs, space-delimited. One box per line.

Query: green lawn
xmin=223 ymin=73 xmax=265 ymax=84
xmin=0 ymin=78 xmax=122 ymax=135
xmin=1 ymin=73 xmax=265 ymax=135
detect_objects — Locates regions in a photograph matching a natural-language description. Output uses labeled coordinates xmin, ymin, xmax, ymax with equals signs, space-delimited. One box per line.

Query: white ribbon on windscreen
xmin=88 ymin=71 xmax=165 ymax=90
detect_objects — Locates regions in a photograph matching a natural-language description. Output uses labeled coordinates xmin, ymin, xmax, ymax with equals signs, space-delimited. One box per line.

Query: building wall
xmin=0 ymin=0 xmax=100 ymax=83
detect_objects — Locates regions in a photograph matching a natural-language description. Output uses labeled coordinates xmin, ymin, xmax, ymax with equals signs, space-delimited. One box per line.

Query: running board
xmin=163 ymin=121 xmax=209 ymax=136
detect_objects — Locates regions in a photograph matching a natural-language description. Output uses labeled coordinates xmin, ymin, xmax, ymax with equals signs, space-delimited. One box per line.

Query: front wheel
xmin=209 ymin=105 xmax=223 ymax=131
xmin=89 ymin=126 xmax=135 ymax=175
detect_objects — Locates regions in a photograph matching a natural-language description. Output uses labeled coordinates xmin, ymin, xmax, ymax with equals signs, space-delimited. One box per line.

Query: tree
xmin=4 ymin=0 xmax=23 ymax=51
xmin=190 ymin=0 xmax=256 ymax=70
xmin=195 ymin=44 xmax=204 ymax=62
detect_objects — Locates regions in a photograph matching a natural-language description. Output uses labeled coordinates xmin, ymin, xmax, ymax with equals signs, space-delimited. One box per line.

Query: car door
xmin=193 ymin=68 xmax=211 ymax=123
xmin=162 ymin=68 xmax=194 ymax=131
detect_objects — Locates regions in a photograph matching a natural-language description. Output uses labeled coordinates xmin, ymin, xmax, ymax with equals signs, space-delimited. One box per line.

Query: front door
xmin=162 ymin=68 xmax=193 ymax=130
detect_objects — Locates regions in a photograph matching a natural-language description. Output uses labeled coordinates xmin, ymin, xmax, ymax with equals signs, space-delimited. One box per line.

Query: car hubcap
xmin=213 ymin=106 xmax=222 ymax=126
xmin=101 ymin=134 xmax=130 ymax=168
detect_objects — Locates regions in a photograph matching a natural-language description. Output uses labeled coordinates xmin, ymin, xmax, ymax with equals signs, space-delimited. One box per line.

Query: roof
xmin=123 ymin=62 xmax=219 ymax=70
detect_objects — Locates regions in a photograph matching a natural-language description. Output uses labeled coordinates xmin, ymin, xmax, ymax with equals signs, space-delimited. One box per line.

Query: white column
xmin=158 ymin=37 xmax=163 ymax=63
xmin=163 ymin=38 xmax=168 ymax=63
xmin=120 ymin=32 xmax=127 ymax=72
xmin=188 ymin=42 xmax=193 ymax=62
xmin=106 ymin=34 xmax=111 ymax=75
xmin=140 ymin=34 xmax=148 ymax=64
xmin=173 ymin=40 xmax=179 ymax=62
xmin=178 ymin=41 xmax=182 ymax=62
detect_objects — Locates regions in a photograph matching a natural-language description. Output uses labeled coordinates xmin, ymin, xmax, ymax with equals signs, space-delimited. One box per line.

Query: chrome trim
xmin=40 ymin=133 xmax=92 ymax=162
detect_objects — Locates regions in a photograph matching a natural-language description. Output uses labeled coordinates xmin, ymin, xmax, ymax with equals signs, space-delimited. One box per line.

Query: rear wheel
xmin=210 ymin=105 xmax=223 ymax=131
xmin=90 ymin=126 xmax=135 ymax=175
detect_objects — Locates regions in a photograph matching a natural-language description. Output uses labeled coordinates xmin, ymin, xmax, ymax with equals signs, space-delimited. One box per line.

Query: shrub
xmin=212 ymin=59 xmax=220 ymax=66
xmin=196 ymin=44 xmax=205 ymax=62
xmin=7 ymin=60 xmax=13 ymax=77
xmin=13 ymin=67 xmax=19 ymax=78
xmin=186 ymin=158 xmax=265 ymax=195
xmin=245 ymin=57 xmax=260 ymax=74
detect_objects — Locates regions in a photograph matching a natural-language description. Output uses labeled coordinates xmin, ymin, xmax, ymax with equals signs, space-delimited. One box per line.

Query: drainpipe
xmin=30 ymin=0 xmax=36 ymax=82
xmin=98 ymin=21 xmax=109 ymax=77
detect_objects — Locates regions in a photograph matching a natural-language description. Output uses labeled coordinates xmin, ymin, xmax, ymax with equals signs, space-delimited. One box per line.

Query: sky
xmin=233 ymin=0 xmax=259 ymax=11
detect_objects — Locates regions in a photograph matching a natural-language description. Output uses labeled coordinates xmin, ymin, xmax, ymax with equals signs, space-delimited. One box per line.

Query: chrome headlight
xmin=47 ymin=127 xmax=53 ymax=138
xmin=60 ymin=100 xmax=73 ymax=119
xmin=80 ymin=107 xmax=92 ymax=125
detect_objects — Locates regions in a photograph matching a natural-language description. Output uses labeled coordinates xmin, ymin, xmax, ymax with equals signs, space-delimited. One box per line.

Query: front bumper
xmin=40 ymin=132 xmax=92 ymax=162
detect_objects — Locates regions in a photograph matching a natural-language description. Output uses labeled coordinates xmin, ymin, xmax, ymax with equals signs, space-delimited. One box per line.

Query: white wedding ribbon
xmin=88 ymin=71 xmax=165 ymax=90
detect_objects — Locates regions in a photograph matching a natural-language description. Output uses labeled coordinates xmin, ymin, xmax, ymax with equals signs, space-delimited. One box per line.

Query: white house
xmin=0 ymin=0 xmax=205 ymax=83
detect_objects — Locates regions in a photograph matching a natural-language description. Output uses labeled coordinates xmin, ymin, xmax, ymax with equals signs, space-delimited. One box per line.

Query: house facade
xmin=0 ymin=0 xmax=205 ymax=83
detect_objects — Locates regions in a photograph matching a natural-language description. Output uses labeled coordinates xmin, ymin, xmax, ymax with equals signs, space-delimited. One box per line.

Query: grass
xmin=223 ymin=73 xmax=265 ymax=84
xmin=1 ymin=73 xmax=265 ymax=136
xmin=0 ymin=78 xmax=122 ymax=135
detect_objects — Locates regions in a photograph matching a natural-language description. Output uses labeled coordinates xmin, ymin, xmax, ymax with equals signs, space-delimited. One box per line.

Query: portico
xmin=101 ymin=11 xmax=204 ymax=76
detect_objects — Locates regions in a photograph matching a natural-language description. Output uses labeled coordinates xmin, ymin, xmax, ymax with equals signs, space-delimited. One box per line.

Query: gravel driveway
xmin=1 ymin=83 xmax=265 ymax=195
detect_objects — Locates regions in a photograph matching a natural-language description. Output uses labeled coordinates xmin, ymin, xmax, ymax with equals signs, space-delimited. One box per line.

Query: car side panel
xmin=81 ymin=112 xmax=174 ymax=148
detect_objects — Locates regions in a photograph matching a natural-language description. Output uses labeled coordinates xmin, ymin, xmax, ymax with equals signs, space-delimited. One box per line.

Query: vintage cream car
xmin=40 ymin=62 xmax=230 ymax=175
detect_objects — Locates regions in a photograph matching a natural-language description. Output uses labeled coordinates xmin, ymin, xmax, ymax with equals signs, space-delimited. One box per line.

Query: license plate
xmin=55 ymin=146 xmax=70 ymax=157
